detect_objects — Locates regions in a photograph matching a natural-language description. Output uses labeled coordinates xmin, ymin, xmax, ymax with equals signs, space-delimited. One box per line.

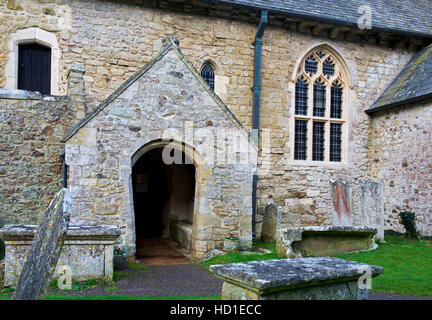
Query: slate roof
xmin=202 ymin=0 xmax=432 ymax=39
xmin=366 ymin=44 xmax=432 ymax=113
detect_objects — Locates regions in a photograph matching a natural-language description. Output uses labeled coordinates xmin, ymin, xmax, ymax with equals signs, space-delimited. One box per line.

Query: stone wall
xmin=255 ymin=31 xmax=414 ymax=233
xmin=0 ymin=0 xmax=428 ymax=237
xmin=0 ymin=62 xmax=84 ymax=225
xmin=368 ymin=102 xmax=432 ymax=236
xmin=0 ymin=92 xmax=71 ymax=224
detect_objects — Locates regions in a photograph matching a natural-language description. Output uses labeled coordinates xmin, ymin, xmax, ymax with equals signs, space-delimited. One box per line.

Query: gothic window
xmin=201 ymin=64 xmax=215 ymax=91
xmin=293 ymin=48 xmax=348 ymax=162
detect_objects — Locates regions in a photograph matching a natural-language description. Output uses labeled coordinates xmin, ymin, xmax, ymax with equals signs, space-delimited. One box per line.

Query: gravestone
xmin=330 ymin=179 xmax=353 ymax=226
xmin=260 ymin=203 xmax=280 ymax=243
xmin=358 ymin=179 xmax=384 ymax=240
xmin=12 ymin=188 xmax=71 ymax=300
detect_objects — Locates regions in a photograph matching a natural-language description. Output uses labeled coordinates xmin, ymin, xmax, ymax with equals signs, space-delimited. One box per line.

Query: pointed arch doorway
xmin=132 ymin=143 xmax=196 ymax=265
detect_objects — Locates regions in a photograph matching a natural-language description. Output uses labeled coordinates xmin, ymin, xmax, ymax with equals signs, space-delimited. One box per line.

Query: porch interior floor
xmin=135 ymin=238 xmax=191 ymax=265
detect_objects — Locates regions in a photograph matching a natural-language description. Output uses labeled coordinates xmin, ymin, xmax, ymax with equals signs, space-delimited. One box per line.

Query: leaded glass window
xmin=201 ymin=64 xmax=215 ymax=91
xmin=305 ymin=56 xmax=317 ymax=75
xmin=293 ymin=47 xmax=348 ymax=163
xmin=312 ymin=122 xmax=325 ymax=161
xmin=294 ymin=120 xmax=308 ymax=160
xmin=295 ymin=77 xmax=308 ymax=115
xmin=323 ymin=58 xmax=335 ymax=78
xmin=313 ymin=78 xmax=326 ymax=117
xmin=331 ymin=81 xmax=343 ymax=119
xmin=330 ymin=123 xmax=342 ymax=162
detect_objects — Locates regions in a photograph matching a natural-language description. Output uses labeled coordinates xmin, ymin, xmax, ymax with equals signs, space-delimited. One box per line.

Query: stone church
xmin=0 ymin=0 xmax=431 ymax=260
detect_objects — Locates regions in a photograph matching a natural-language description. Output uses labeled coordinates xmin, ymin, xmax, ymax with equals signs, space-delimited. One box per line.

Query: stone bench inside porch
xmin=210 ymin=257 xmax=383 ymax=300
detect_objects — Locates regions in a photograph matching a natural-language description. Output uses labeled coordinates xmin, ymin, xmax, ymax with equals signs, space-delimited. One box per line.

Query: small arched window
xmin=293 ymin=47 xmax=349 ymax=163
xmin=201 ymin=64 xmax=215 ymax=91
xmin=18 ymin=43 xmax=51 ymax=94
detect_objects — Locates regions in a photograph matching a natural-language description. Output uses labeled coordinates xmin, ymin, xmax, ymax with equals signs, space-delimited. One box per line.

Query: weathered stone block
xmin=0 ymin=224 xmax=121 ymax=288
xmin=260 ymin=203 xmax=280 ymax=243
xmin=210 ymin=257 xmax=383 ymax=300
xmin=276 ymin=226 xmax=378 ymax=258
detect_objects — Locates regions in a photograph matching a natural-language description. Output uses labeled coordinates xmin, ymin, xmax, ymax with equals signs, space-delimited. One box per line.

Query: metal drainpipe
xmin=251 ymin=10 xmax=268 ymax=238
xmin=60 ymin=149 xmax=67 ymax=188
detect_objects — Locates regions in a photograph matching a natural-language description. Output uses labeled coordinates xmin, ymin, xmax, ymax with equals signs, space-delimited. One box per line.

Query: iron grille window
xmin=323 ymin=59 xmax=335 ymax=78
xmin=313 ymin=78 xmax=326 ymax=117
xmin=294 ymin=120 xmax=308 ymax=160
xmin=295 ymin=77 xmax=308 ymax=115
xmin=18 ymin=43 xmax=51 ymax=94
xmin=331 ymin=81 xmax=343 ymax=118
xmin=312 ymin=122 xmax=325 ymax=161
xmin=330 ymin=123 xmax=342 ymax=162
xmin=201 ymin=64 xmax=215 ymax=91
xmin=305 ymin=56 xmax=317 ymax=75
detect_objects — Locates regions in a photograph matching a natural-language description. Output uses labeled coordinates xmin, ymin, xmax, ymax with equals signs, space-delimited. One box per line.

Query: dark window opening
xmin=313 ymin=78 xmax=326 ymax=117
xmin=295 ymin=77 xmax=308 ymax=115
xmin=331 ymin=81 xmax=343 ymax=119
xmin=201 ymin=64 xmax=215 ymax=91
xmin=18 ymin=43 xmax=51 ymax=94
xmin=330 ymin=123 xmax=342 ymax=162
xmin=294 ymin=120 xmax=308 ymax=160
xmin=312 ymin=122 xmax=325 ymax=161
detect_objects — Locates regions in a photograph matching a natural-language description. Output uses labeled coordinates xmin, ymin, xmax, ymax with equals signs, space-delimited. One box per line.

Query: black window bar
xmin=294 ymin=120 xmax=308 ymax=160
xmin=330 ymin=123 xmax=342 ymax=162
xmin=312 ymin=122 xmax=325 ymax=161
xmin=295 ymin=77 xmax=308 ymax=115
xmin=331 ymin=81 xmax=343 ymax=119
xmin=201 ymin=64 xmax=215 ymax=91
xmin=313 ymin=78 xmax=326 ymax=117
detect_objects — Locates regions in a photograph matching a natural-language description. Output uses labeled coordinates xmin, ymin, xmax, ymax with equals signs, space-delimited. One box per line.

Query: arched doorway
xmin=132 ymin=146 xmax=196 ymax=264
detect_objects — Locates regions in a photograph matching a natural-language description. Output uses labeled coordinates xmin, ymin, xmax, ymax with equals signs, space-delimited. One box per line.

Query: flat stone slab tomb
xmin=276 ymin=226 xmax=378 ymax=258
xmin=210 ymin=258 xmax=383 ymax=300
xmin=0 ymin=225 xmax=121 ymax=287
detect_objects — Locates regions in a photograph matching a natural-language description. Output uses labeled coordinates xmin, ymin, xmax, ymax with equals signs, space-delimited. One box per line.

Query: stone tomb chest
xmin=210 ymin=257 xmax=383 ymax=300
xmin=0 ymin=225 xmax=120 ymax=287
xmin=276 ymin=226 xmax=378 ymax=258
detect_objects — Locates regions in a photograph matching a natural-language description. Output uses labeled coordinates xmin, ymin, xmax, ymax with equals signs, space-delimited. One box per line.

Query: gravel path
xmin=66 ymin=264 xmax=223 ymax=297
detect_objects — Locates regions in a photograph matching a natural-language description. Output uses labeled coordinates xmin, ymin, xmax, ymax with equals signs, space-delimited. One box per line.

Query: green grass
xmin=335 ymin=235 xmax=432 ymax=296
xmin=2 ymin=236 xmax=430 ymax=299
xmin=201 ymin=239 xmax=282 ymax=270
